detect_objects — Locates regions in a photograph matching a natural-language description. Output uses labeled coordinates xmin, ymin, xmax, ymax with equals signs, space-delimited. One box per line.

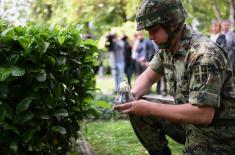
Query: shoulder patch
xmin=193 ymin=65 xmax=208 ymax=83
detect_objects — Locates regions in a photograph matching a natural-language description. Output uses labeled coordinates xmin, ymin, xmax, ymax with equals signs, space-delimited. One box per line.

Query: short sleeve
xmin=149 ymin=50 xmax=164 ymax=75
xmin=189 ymin=53 xmax=224 ymax=108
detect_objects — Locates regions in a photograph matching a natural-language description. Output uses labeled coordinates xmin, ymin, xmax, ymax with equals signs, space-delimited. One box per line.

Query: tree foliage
xmin=0 ymin=0 xmax=33 ymax=26
xmin=182 ymin=0 xmax=235 ymax=32
xmin=1 ymin=0 xmax=235 ymax=40
xmin=30 ymin=0 xmax=80 ymax=26
xmin=29 ymin=0 xmax=140 ymax=36
xmin=29 ymin=0 xmax=233 ymax=36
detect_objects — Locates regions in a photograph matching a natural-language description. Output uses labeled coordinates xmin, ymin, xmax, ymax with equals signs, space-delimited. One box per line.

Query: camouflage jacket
xmin=149 ymin=25 xmax=235 ymax=154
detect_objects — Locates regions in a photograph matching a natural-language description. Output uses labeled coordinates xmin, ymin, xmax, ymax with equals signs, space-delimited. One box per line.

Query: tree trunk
xmin=228 ymin=0 xmax=235 ymax=30
xmin=76 ymin=130 xmax=92 ymax=155
xmin=211 ymin=0 xmax=222 ymax=21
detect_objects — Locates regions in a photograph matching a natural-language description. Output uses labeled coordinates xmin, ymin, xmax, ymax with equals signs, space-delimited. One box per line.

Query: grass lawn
xmin=96 ymin=75 xmax=117 ymax=94
xmin=84 ymin=120 xmax=184 ymax=155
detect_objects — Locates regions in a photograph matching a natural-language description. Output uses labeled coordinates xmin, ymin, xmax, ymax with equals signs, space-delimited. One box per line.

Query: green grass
xmin=84 ymin=120 xmax=184 ymax=155
xmin=96 ymin=75 xmax=116 ymax=94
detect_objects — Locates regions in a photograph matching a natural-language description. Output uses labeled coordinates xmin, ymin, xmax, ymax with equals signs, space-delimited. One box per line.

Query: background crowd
xmin=103 ymin=31 xmax=168 ymax=95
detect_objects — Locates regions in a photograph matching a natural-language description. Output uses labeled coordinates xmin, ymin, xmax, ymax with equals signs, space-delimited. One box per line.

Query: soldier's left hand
xmin=113 ymin=99 xmax=151 ymax=116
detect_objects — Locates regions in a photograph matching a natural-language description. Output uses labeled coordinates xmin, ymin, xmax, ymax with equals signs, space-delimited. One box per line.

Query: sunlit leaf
xmin=17 ymin=36 xmax=30 ymax=49
xmin=58 ymin=36 xmax=65 ymax=45
xmin=83 ymin=39 xmax=98 ymax=46
xmin=43 ymin=42 xmax=50 ymax=53
xmin=1 ymin=27 xmax=14 ymax=37
xmin=47 ymin=55 xmax=56 ymax=66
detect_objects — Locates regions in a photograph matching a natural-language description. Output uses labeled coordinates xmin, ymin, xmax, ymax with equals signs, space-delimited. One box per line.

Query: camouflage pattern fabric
xmin=129 ymin=114 xmax=186 ymax=153
xmin=147 ymin=25 xmax=235 ymax=154
xmin=136 ymin=0 xmax=187 ymax=31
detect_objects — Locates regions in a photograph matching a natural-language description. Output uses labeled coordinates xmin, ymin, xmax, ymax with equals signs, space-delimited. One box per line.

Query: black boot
xmin=148 ymin=147 xmax=172 ymax=155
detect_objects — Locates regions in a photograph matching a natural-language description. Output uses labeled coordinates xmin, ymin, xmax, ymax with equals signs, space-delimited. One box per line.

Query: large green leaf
xmin=51 ymin=126 xmax=67 ymax=135
xmin=53 ymin=108 xmax=69 ymax=117
xmin=11 ymin=66 xmax=25 ymax=77
xmin=82 ymin=39 xmax=98 ymax=46
xmin=1 ymin=27 xmax=14 ymax=38
xmin=35 ymin=69 xmax=47 ymax=82
xmin=84 ymin=56 xmax=93 ymax=63
xmin=3 ymin=123 xmax=20 ymax=135
xmin=16 ymin=36 xmax=30 ymax=50
xmin=58 ymin=36 xmax=65 ymax=45
xmin=6 ymin=54 xmax=19 ymax=66
xmin=43 ymin=42 xmax=50 ymax=53
xmin=43 ymin=92 xmax=55 ymax=107
xmin=0 ymin=101 xmax=6 ymax=122
xmin=14 ymin=111 xmax=34 ymax=124
xmin=10 ymin=141 xmax=18 ymax=152
xmin=71 ymin=106 xmax=81 ymax=112
xmin=55 ymin=83 xmax=62 ymax=99
xmin=0 ymin=67 xmax=11 ymax=81
xmin=5 ymin=104 xmax=14 ymax=120
xmin=16 ymin=97 xmax=33 ymax=115
xmin=56 ymin=57 xmax=67 ymax=66
xmin=35 ymin=111 xmax=50 ymax=120
xmin=46 ymin=55 xmax=56 ymax=66
xmin=22 ymin=129 xmax=37 ymax=143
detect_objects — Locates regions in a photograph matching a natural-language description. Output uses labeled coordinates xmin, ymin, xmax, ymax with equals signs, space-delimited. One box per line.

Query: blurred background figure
xmin=209 ymin=20 xmax=226 ymax=49
xmin=105 ymin=32 xmax=125 ymax=92
xmin=145 ymin=40 xmax=168 ymax=96
xmin=122 ymin=35 xmax=134 ymax=87
xmin=221 ymin=20 xmax=235 ymax=75
xmin=132 ymin=31 xmax=168 ymax=96
xmin=145 ymin=39 xmax=157 ymax=64
xmin=132 ymin=31 xmax=148 ymax=75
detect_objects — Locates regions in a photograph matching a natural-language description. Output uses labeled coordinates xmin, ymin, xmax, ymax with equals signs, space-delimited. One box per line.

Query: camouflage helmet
xmin=136 ymin=0 xmax=187 ymax=31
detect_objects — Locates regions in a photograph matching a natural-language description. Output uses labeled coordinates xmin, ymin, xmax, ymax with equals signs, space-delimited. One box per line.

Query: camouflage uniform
xmin=130 ymin=0 xmax=235 ymax=154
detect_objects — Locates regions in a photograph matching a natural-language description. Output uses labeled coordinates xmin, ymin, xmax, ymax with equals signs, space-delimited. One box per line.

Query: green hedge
xmin=0 ymin=23 xmax=98 ymax=154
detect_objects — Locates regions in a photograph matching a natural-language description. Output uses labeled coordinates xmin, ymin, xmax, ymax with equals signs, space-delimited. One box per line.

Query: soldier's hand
xmin=113 ymin=99 xmax=152 ymax=116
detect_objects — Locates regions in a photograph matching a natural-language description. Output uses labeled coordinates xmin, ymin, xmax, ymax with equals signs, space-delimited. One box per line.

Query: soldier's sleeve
xmin=149 ymin=50 xmax=164 ymax=75
xmin=188 ymin=52 xmax=226 ymax=108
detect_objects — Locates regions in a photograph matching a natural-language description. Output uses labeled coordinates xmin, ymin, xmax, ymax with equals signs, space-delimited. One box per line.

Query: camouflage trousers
xmin=129 ymin=114 xmax=185 ymax=154
xmin=129 ymin=114 xmax=235 ymax=155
